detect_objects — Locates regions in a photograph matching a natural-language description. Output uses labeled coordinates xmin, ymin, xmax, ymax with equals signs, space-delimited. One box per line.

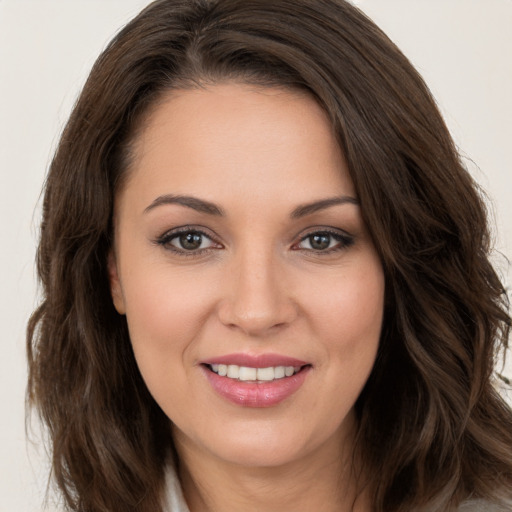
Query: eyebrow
xmin=144 ymin=194 xmax=225 ymax=216
xmin=290 ymin=196 xmax=359 ymax=218
xmin=143 ymin=193 xmax=358 ymax=217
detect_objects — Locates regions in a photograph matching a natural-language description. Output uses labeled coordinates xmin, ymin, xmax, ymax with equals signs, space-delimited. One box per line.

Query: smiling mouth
xmin=204 ymin=363 xmax=310 ymax=382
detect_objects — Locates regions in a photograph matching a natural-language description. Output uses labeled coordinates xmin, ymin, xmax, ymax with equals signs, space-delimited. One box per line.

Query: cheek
xmin=120 ymin=262 xmax=219 ymax=370
xmin=305 ymin=260 xmax=384 ymax=341
xmin=301 ymin=257 xmax=384 ymax=387
xmin=120 ymin=265 xmax=223 ymax=420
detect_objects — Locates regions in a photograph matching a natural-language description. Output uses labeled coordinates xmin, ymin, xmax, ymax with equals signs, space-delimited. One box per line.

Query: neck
xmin=173 ymin=417 xmax=370 ymax=512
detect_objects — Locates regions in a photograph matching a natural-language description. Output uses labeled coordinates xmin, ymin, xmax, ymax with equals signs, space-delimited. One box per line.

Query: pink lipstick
xmin=200 ymin=353 xmax=312 ymax=408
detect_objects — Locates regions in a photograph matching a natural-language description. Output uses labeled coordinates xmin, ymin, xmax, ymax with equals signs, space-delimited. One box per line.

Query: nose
xmin=217 ymin=247 xmax=298 ymax=337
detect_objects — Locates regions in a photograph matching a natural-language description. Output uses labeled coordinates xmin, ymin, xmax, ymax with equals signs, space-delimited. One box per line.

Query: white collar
xmin=163 ymin=464 xmax=190 ymax=512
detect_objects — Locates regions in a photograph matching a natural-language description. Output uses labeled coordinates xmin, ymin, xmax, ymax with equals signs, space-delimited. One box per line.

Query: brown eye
xmin=177 ymin=232 xmax=204 ymax=250
xmin=308 ymin=234 xmax=331 ymax=250
xmin=296 ymin=230 xmax=354 ymax=252
xmin=156 ymin=228 xmax=219 ymax=253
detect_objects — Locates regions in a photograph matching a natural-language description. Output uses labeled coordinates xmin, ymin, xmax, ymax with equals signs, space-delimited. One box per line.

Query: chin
xmin=200 ymin=418 xmax=338 ymax=469
xmin=212 ymin=439 xmax=306 ymax=468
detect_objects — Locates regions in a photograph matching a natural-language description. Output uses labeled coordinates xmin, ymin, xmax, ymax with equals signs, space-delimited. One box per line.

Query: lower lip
xmin=202 ymin=366 xmax=311 ymax=408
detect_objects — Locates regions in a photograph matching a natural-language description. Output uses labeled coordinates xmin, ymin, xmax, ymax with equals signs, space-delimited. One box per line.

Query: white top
xmin=163 ymin=465 xmax=190 ymax=512
xmin=162 ymin=464 xmax=510 ymax=512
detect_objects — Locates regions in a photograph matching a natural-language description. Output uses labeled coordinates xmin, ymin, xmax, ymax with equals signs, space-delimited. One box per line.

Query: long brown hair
xmin=27 ymin=1 xmax=512 ymax=510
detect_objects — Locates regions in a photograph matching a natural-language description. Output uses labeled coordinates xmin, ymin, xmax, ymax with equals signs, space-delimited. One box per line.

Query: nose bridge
xmin=218 ymin=238 xmax=295 ymax=335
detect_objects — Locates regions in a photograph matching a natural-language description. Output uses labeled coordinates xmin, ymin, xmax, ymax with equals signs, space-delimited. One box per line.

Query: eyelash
xmin=294 ymin=229 xmax=355 ymax=254
xmin=154 ymin=226 xmax=354 ymax=257
xmin=154 ymin=226 xmax=221 ymax=257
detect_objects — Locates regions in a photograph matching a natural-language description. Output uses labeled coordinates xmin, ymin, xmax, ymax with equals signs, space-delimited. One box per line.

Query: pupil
xmin=180 ymin=232 xmax=202 ymax=250
xmin=310 ymin=234 xmax=330 ymax=250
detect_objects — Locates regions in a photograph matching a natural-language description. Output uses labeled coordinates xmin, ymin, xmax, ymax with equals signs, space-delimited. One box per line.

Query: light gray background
xmin=1 ymin=1 xmax=511 ymax=510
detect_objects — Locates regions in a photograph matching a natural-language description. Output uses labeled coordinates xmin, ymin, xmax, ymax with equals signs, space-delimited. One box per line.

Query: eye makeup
xmin=153 ymin=224 xmax=355 ymax=259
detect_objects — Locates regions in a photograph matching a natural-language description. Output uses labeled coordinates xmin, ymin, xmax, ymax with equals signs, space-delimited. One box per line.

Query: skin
xmin=109 ymin=82 xmax=384 ymax=512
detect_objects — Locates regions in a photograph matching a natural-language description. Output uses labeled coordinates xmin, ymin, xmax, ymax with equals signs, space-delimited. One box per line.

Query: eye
xmin=295 ymin=230 xmax=354 ymax=252
xmin=155 ymin=227 xmax=221 ymax=254
xmin=171 ymin=231 xmax=211 ymax=251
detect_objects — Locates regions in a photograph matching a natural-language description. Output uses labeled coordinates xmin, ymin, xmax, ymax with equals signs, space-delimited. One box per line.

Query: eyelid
xmin=154 ymin=225 xmax=223 ymax=255
xmin=291 ymin=226 xmax=355 ymax=252
xmin=153 ymin=224 xmax=354 ymax=256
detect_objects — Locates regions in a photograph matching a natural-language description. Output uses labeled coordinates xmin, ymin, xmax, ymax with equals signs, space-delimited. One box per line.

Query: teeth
xmin=238 ymin=366 xmax=257 ymax=381
xmin=227 ymin=365 xmax=239 ymax=379
xmin=209 ymin=364 xmax=301 ymax=381
xmin=257 ymin=367 xmax=275 ymax=381
xmin=274 ymin=366 xmax=285 ymax=379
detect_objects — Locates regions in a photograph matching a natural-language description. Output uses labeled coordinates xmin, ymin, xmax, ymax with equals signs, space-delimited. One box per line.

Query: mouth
xmin=200 ymin=356 xmax=312 ymax=407
xmin=203 ymin=363 xmax=309 ymax=382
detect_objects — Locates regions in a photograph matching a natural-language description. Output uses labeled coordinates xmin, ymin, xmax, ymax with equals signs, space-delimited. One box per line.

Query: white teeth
xmin=238 ymin=366 xmax=257 ymax=381
xmin=274 ymin=366 xmax=285 ymax=379
xmin=227 ymin=365 xmax=239 ymax=379
xmin=209 ymin=364 xmax=302 ymax=381
xmin=256 ymin=367 xmax=275 ymax=381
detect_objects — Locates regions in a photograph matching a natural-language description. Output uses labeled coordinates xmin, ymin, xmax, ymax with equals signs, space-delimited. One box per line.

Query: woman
xmin=27 ymin=0 xmax=512 ymax=511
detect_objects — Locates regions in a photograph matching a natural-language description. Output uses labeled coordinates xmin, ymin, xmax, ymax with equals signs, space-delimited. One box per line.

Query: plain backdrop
xmin=1 ymin=1 xmax=511 ymax=510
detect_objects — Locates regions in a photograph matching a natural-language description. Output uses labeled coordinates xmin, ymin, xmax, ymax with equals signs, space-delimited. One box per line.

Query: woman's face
xmin=110 ymin=83 xmax=385 ymax=468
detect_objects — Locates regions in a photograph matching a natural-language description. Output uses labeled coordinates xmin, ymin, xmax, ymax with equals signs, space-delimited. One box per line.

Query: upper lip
xmin=201 ymin=353 xmax=310 ymax=368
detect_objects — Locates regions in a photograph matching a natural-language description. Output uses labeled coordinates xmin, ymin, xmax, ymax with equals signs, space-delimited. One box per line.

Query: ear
xmin=107 ymin=250 xmax=126 ymax=315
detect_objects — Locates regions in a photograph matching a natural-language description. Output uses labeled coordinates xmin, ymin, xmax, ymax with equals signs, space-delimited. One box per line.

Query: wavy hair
xmin=27 ymin=0 xmax=512 ymax=510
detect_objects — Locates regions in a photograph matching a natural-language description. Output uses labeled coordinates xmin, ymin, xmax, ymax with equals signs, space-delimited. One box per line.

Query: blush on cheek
xmin=123 ymin=272 xmax=214 ymax=352
xmin=311 ymin=279 xmax=383 ymax=332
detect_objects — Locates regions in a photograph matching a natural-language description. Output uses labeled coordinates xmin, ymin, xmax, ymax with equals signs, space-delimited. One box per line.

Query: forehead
xmin=120 ymin=82 xmax=355 ymax=208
